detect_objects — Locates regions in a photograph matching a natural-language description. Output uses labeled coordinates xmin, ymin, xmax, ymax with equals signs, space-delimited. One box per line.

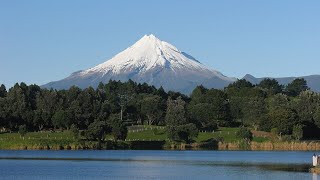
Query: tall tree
xmin=51 ymin=110 xmax=67 ymax=129
xmin=108 ymin=114 xmax=127 ymax=141
xmin=141 ymin=95 xmax=164 ymax=125
xmin=85 ymin=120 xmax=109 ymax=143
xmin=286 ymin=78 xmax=309 ymax=96
xmin=227 ymin=79 xmax=254 ymax=89
xmin=267 ymin=107 xmax=298 ymax=135
xmin=0 ymin=84 xmax=7 ymax=98
xmin=258 ymin=78 xmax=283 ymax=95
xmin=166 ymin=97 xmax=198 ymax=142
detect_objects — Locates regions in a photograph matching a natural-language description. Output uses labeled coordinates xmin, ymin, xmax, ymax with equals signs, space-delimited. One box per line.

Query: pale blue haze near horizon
xmin=0 ymin=0 xmax=319 ymax=88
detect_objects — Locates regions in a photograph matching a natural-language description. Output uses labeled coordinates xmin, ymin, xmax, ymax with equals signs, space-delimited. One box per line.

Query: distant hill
xmin=243 ymin=74 xmax=320 ymax=92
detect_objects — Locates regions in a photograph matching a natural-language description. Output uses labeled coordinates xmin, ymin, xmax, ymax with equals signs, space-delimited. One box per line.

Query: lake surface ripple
xmin=0 ymin=150 xmax=318 ymax=180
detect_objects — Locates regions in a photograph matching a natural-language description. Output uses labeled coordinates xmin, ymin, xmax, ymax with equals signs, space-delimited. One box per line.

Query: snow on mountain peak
xmin=82 ymin=34 xmax=228 ymax=79
xmin=43 ymin=34 xmax=236 ymax=94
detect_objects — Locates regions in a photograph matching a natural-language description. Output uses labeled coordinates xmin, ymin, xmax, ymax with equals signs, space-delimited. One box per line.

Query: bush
xmin=18 ymin=125 xmax=27 ymax=137
xmin=70 ymin=124 xmax=79 ymax=139
xmin=292 ymin=124 xmax=303 ymax=140
xmin=176 ymin=123 xmax=198 ymax=143
xmin=236 ymin=127 xmax=253 ymax=141
xmin=271 ymin=128 xmax=279 ymax=136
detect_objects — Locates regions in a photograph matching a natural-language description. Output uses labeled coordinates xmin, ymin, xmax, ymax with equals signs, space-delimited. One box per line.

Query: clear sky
xmin=1 ymin=0 xmax=320 ymax=88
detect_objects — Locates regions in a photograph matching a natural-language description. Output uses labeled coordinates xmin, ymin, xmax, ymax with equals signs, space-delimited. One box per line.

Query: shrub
xmin=271 ymin=128 xmax=279 ymax=136
xmin=236 ymin=127 xmax=253 ymax=141
xmin=292 ymin=124 xmax=303 ymax=140
xmin=18 ymin=125 xmax=27 ymax=137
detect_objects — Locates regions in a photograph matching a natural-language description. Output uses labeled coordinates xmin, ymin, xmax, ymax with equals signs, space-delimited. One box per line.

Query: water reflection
xmin=0 ymin=150 xmax=318 ymax=180
xmin=314 ymin=173 xmax=318 ymax=180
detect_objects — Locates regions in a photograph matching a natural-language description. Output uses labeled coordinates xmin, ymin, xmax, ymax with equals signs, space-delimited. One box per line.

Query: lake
xmin=0 ymin=150 xmax=318 ymax=179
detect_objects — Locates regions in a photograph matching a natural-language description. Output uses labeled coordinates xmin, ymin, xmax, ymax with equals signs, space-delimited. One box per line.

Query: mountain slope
xmin=243 ymin=74 xmax=320 ymax=92
xmin=43 ymin=34 xmax=236 ymax=94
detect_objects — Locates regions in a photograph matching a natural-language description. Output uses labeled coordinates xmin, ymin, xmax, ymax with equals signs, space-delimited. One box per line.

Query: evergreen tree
xmin=108 ymin=114 xmax=127 ymax=141
xmin=258 ymin=78 xmax=283 ymax=95
xmin=286 ymin=78 xmax=309 ymax=96
xmin=0 ymin=84 xmax=7 ymax=97
xmin=166 ymin=97 xmax=198 ymax=142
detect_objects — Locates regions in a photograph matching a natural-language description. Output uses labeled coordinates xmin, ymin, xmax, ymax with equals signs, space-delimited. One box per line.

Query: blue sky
xmin=1 ymin=1 xmax=319 ymax=88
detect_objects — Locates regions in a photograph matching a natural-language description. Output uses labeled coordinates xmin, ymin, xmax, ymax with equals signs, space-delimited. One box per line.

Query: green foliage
xmin=18 ymin=124 xmax=27 ymax=137
xmin=52 ymin=110 xmax=67 ymax=129
xmin=176 ymin=123 xmax=198 ymax=143
xmin=108 ymin=114 xmax=128 ymax=141
xmin=271 ymin=128 xmax=279 ymax=136
xmin=294 ymin=91 xmax=318 ymax=124
xmin=70 ymin=124 xmax=79 ymax=139
xmin=292 ymin=124 xmax=303 ymax=140
xmin=189 ymin=87 xmax=231 ymax=129
xmin=258 ymin=78 xmax=283 ymax=95
xmin=286 ymin=78 xmax=309 ymax=97
xmin=228 ymin=79 xmax=254 ymax=89
xmin=268 ymin=108 xmax=298 ymax=135
xmin=226 ymin=80 xmax=266 ymax=128
xmin=241 ymin=97 xmax=266 ymax=129
xmin=0 ymin=84 xmax=6 ymax=98
xmin=140 ymin=95 xmax=164 ymax=125
xmin=0 ymin=77 xmax=319 ymax=142
xmin=166 ymin=97 xmax=198 ymax=142
xmin=85 ymin=120 xmax=109 ymax=142
xmin=152 ymin=128 xmax=158 ymax=135
xmin=313 ymin=108 xmax=320 ymax=128
xmin=236 ymin=127 xmax=253 ymax=141
xmin=165 ymin=97 xmax=188 ymax=127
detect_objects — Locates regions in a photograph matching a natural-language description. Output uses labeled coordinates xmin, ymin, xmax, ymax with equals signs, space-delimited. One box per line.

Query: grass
xmin=126 ymin=126 xmax=167 ymax=141
xmin=0 ymin=131 xmax=76 ymax=149
xmin=0 ymin=126 xmax=272 ymax=149
xmin=196 ymin=127 xmax=241 ymax=143
xmin=0 ymin=131 xmax=74 ymax=139
xmin=252 ymin=136 xmax=270 ymax=143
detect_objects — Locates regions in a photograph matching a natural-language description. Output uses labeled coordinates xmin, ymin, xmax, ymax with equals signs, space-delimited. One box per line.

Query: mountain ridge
xmin=243 ymin=74 xmax=320 ymax=92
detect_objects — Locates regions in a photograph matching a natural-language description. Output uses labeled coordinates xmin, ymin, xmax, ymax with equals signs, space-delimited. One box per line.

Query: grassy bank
xmin=2 ymin=126 xmax=318 ymax=150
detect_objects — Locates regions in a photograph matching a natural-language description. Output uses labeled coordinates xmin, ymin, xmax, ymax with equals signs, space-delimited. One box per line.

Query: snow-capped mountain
xmin=43 ymin=34 xmax=236 ymax=94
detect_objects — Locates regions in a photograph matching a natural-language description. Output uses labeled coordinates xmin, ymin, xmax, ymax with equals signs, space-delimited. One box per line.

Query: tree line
xmin=0 ymin=77 xmax=319 ymax=142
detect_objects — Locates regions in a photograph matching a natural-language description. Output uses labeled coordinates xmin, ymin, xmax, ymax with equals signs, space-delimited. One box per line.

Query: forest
xmin=0 ymin=78 xmax=319 ymax=144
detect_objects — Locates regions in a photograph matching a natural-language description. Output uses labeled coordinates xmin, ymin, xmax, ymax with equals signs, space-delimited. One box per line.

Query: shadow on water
xmin=0 ymin=157 xmax=312 ymax=173
xmin=196 ymin=161 xmax=311 ymax=173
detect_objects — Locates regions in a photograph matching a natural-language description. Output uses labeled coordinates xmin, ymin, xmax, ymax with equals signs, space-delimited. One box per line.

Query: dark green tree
xmin=176 ymin=123 xmax=198 ymax=143
xmin=108 ymin=114 xmax=127 ymax=141
xmin=51 ymin=110 xmax=67 ymax=130
xmin=141 ymin=95 xmax=164 ymax=125
xmin=293 ymin=91 xmax=318 ymax=125
xmin=0 ymin=84 xmax=7 ymax=98
xmin=292 ymin=124 xmax=303 ymax=140
xmin=312 ymin=107 xmax=320 ymax=129
xmin=258 ymin=78 xmax=283 ymax=95
xmin=70 ymin=124 xmax=79 ymax=139
xmin=227 ymin=79 xmax=254 ymax=89
xmin=85 ymin=120 xmax=109 ymax=142
xmin=166 ymin=97 xmax=198 ymax=142
xmin=268 ymin=108 xmax=298 ymax=135
xmin=286 ymin=78 xmax=309 ymax=96
xmin=18 ymin=124 xmax=27 ymax=137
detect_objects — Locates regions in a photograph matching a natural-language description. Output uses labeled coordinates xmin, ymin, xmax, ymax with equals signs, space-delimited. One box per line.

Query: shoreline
xmin=2 ymin=140 xmax=320 ymax=151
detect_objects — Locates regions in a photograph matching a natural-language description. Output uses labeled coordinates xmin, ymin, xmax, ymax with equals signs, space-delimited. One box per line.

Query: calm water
xmin=0 ymin=150 xmax=318 ymax=180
